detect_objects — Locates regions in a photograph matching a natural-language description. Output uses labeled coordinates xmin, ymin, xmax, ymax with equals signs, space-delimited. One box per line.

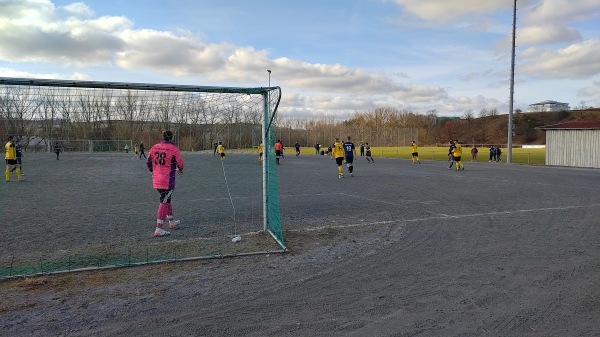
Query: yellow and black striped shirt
xmin=5 ymin=141 xmax=16 ymax=160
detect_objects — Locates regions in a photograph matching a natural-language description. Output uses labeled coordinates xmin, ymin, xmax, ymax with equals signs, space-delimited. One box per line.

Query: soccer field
xmin=0 ymin=151 xmax=283 ymax=278
xmin=290 ymin=146 xmax=546 ymax=165
xmin=1 ymin=152 xmax=599 ymax=336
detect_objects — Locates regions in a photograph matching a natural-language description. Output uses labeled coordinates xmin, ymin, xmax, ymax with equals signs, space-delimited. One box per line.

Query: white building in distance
xmin=527 ymin=100 xmax=570 ymax=112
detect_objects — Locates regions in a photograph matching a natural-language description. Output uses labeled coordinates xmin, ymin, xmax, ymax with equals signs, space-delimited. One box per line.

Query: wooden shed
xmin=538 ymin=121 xmax=600 ymax=168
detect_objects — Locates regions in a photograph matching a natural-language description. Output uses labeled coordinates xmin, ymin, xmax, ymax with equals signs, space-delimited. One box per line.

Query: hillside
xmin=441 ymin=108 xmax=600 ymax=145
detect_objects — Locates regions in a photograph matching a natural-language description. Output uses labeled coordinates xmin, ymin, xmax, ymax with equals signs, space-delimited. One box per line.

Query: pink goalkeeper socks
xmin=157 ymin=203 xmax=167 ymax=224
xmin=165 ymin=203 xmax=173 ymax=219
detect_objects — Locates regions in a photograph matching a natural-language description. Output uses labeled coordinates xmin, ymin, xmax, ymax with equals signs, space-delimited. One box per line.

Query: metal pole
xmin=508 ymin=0 xmax=517 ymax=164
xmin=267 ymin=70 xmax=271 ymax=87
xmin=262 ymin=92 xmax=268 ymax=232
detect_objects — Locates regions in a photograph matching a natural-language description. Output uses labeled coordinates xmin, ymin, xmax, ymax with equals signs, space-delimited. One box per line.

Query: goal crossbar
xmin=0 ymin=77 xmax=279 ymax=95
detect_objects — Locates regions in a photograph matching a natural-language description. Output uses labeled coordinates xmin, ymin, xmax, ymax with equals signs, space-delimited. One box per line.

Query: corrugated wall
xmin=546 ymin=130 xmax=600 ymax=168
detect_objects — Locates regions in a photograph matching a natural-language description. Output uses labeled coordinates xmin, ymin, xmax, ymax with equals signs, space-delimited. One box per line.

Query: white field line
xmin=404 ymin=166 xmax=600 ymax=190
xmin=338 ymin=192 xmax=429 ymax=207
xmin=287 ymin=203 xmax=600 ymax=233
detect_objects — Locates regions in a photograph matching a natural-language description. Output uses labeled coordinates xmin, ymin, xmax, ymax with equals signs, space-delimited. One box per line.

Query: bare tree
xmin=574 ymin=100 xmax=589 ymax=118
xmin=0 ymin=86 xmax=37 ymax=138
xmin=489 ymin=108 xmax=499 ymax=119
xmin=38 ymin=88 xmax=59 ymax=146
xmin=426 ymin=109 xmax=438 ymax=126
xmin=462 ymin=109 xmax=474 ymax=121
xmin=576 ymin=100 xmax=587 ymax=110
xmin=478 ymin=108 xmax=489 ymax=118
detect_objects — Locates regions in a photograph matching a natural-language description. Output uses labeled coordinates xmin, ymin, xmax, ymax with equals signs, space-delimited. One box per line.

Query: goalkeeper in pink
xmin=147 ymin=130 xmax=184 ymax=237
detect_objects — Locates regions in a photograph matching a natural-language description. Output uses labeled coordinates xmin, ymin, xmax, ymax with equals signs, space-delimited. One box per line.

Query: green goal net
xmin=0 ymin=77 xmax=284 ymax=278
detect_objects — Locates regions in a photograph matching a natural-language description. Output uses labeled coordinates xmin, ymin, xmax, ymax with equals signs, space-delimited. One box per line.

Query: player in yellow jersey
xmin=411 ymin=140 xmax=421 ymax=164
xmin=216 ymin=142 xmax=225 ymax=161
xmin=5 ymin=136 xmax=22 ymax=182
xmin=452 ymin=139 xmax=464 ymax=170
xmin=331 ymin=138 xmax=345 ymax=178
xmin=258 ymin=142 xmax=263 ymax=163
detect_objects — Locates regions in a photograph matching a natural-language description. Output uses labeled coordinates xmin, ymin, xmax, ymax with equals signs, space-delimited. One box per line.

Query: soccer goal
xmin=46 ymin=139 xmax=133 ymax=152
xmin=0 ymin=77 xmax=284 ymax=278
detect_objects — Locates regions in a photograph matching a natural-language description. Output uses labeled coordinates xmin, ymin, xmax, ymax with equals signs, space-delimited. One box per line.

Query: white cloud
xmin=390 ymin=0 xmax=599 ymax=28
xmin=62 ymin=2 xmax=94 ymax=19
xmin=524 ymin=0 xmax=600 ymax=25
xmin=389 ymin=0 xmax=526 ymax=23
xmin=7 ymin=0 xmax=590 ymax=118
xmin=0 ymin=0 xmax=128 ymax=66
xmin=520 ymin=40 xmax=600 ymax=79
xmin=489 ymin=0 xmax=600 ymax=49
xmin=1 ymin=0 xmax=56 ymax=26
xmin=0 ymin=0 xmax=450 ymax=106
xmin=391 ymin=84 xmax=448 ymax=103
xmin=393 ymin=0 xmax=598 ymax=52
xmin=422 ymin=95 xmax=506 ymax=117
xmin=577 ymin=81 xmax=600 ymax=102
xmin=0 ymin=67 xmax=88 ymax=80
xmin=518 ymin=25 xmax=582 ymax=45
xmin=115 ymin=29 xmax=232 ymax=76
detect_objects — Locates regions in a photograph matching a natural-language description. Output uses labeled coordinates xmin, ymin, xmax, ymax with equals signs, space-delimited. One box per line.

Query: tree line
xmin=2 ymin=84 xmax=582 ymax=151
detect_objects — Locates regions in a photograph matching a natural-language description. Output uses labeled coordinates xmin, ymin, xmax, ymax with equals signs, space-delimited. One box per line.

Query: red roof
xmin=538 ymin=121 xmax=600 ymax=130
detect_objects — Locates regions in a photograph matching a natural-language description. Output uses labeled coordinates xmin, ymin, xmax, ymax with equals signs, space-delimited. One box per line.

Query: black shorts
xmin=275 ymin=150 xmax=282 ymax=157
xmin=220 ymin=153 xmax=225 ymax=158
xmin=454 ymin=156 xmax=461 ymax=161
xmin=335 ymin=157 xmax=344 ymax=165
xmin=345 ymin=156 xmax=354 ymax=164
xmin=412 ymin=152 xmax=418 ymax=157
xmin=157 ymin=189 xmax=173 ymax=203
xmin=5 ymin=159 xmax=17 ymax=165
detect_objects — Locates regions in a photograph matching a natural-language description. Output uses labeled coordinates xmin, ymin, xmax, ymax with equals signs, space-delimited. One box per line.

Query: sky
xmin=1 ymin=0 xmax=599 ymax=119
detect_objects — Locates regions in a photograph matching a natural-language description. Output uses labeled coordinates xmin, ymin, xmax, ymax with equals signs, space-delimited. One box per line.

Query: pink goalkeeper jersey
xmin=146 ymin=140 xmax=184 ymax=189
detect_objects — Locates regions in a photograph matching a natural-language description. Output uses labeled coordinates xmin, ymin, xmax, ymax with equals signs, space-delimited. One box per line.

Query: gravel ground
xmin=1 ymin=152 xmax=599 ymax=336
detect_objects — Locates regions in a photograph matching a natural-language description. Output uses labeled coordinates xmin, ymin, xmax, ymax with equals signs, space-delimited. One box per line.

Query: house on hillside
xmin=527 ymin=100 xmax=570 ymax=112
xmin=538 ymin=121 xmax=600 ymax=168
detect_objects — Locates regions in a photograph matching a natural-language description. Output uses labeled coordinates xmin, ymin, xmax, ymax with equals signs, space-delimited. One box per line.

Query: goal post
xmin=264 ymin=91 xmax=283 ymax=248
xmin=0 ymin=76 xmax=284 ymax=276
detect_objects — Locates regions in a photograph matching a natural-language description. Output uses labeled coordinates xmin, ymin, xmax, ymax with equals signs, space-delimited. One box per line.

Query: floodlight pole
xmin=507 ymin=0 xmax=517 ymax=164
xmin=267 ymin=69 xmax=271 ymax=87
